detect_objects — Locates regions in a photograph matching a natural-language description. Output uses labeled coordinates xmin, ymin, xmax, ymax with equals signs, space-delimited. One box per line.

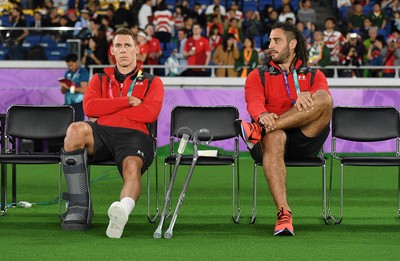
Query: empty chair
xmin=0 ymin=105 xmax=74 ymax=214
xmin=328 ymin=106 xmax=400 ymax=224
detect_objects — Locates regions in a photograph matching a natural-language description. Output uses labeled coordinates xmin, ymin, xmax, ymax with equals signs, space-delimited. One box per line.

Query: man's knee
xmin=312 ymin=90 xmax=333 ymax=112
xmin=64 ymin=122 xmax=91 ymax=151
xmin=122 ymin=156 xmax=144 ymax=178
xmin=262 ymin=130 xmax=287 ymax=154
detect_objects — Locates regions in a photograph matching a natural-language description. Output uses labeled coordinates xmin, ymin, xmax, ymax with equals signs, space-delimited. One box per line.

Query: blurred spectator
xmin=323 ymin=17 xmax=346 ymax=75
xmin=359 ymin=17 xmax=373 ymax=40
xmin=347 ymin=1 xmax=366 ymax=31
xmin=138 ymin=0 xmax=153 ymax=30
xmin=391 ymin=10 xmax=400 ymax=32
xmin=55 ymin=15 xmax=73 ymax=42
xmin=183 ymin=16 xmax=194 ymax=38
xmin=5 ymin=7 xmax=28 ymax=60
xmin=276 ymin=0 xmax=294 ymax=14
xmin=173 ymin=5 xmax=185 ymax=31
xmin=263 ymin=9 xmax=279 ymax=36
xmin=182 ymin=23 xmax=211 ymax=76
xmin=66 ymin=9 xmax=79 ymax=27
xmin=136 ymin=30 xmax=149 ymax=70
xmin=368 ymin=2 xmax=387 ymax=30
xmin=104 ymin=6 xmax=116 ymax=30
xmin=208 ymin=5 xmax=224 ymax=23
xmin=365 ymin=38 xmax=384 ymax=77
xmin=207 ymin=14 xmax=224 ymax=37
xmin=340 ymin=45 xmax=363 ymax=77
xmin=205 ymin=0 xmax=226 ymax=18
xmin=308 ymin=30 xmax=331 ymax=68
xmin=113 ymin=1 xmax=132 ymax=29
xmin=176 ymin=28 xmax=188 ymax=75
xmin=192 ymin=2 xmax=207 ymax=29
xmin=30 ymin=11 xmax=46 ymax=36
xmin=380 ymin=36 xmax=400 ymax=77
xmin=226 ymin=2 xmax=244 ymax=23
xmin=296 ymin=21 xmax=314 ymax=44
xmin=278 ymin=4 xmax=296 ymax=24
xmin=145 ymin=24 xmax=163 ymax=74
xmin=101 ymin=16 xmax=114 ymax=43
xmin=224 ymin=17 xmax=243 ymax=43
xmin=73 ymin=9 xmax=91 ymax=39
xmin=242 ymin=10 xmax=261 ymax=40
xmin=88 ymin=1 xmax=100 ymax=20
xmin=208 ymin=24 xmax=223 ymax=53
xmin=341 ymin=32 xmax=367 ymax=61
xmin=153 ymin=1 xmax=174 ymax=47
xmin=297 ymin=0 xmax=316 ymax=24
xmin=234 ymin=36 xmax=258 ymax=78
xmin=82 ymin=36 xmax=108 ymax=74
xmin=212 ymin=33 xmax=240 ymax=77
xmin=45 ymin=7 xmax=61 ymax=27
xmin=165 ymin=48 xmax=180 ymax=76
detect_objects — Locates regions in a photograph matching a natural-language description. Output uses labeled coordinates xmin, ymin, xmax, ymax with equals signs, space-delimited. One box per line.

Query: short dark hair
xmin=271 ymin=22 xmax=309 ymax=65
xmin=113 ymin=27 xmax=136 ymax=43
xmin=64 ymin=53 xmax=78 ymax=63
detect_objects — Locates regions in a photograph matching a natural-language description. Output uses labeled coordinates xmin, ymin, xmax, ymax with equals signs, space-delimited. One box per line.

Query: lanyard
xmin=70 ymin=68 xmax=81 ymax=83
xmin=281 ymin=68 xmax=300 ymax=106
xmin=108 ymin=70 xmax=142 ymax=98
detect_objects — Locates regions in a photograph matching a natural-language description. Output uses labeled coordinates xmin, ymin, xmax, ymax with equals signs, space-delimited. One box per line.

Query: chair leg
xmin=232 ymin=161 xmax=241 ymax=224
xmin=251 ymin=162 xmax=257 ymax=224
xmin=147 ymin=157 xmax=159 ymax=223
xmin=327 ymin=158 xmax=343 ymax=224
xmin=398 ymin=166 xmax=400 ymax=217
xmin=58 ymin=163 xmax=63 ymax=220
xmin=1 ymin=163 xmax=7 ymax=215
xmin=12 ymin=164 xmax=16 ymax=207
xmin=322 ymin=164 xmax=328 ymax=224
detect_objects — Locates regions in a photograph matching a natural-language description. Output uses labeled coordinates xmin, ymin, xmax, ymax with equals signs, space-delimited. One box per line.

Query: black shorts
xmin=87 ymin=121 xmax=154 ymax=175
xmin=250 ymin=125 xmax=330 ymax=163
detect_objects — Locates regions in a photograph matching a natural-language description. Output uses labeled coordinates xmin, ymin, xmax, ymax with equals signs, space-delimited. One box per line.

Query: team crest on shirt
xmin=298 ymin=75 xmax=306 ymax=80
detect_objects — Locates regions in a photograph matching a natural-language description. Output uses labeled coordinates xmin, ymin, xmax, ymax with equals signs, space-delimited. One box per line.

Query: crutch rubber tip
xmin=153 ymin=231 xmax=162 ymax=239
xmin=164 ymin=230 xmax=173 ymax=239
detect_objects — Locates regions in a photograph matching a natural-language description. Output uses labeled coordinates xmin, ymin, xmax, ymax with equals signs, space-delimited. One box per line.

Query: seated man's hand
xmin=295 ymin=92 xmax=314 ymax=113
xmin=128 ymin=96 xmax=142 ymax=107
xmin=259 ymin=112 xmax=278 ymax=131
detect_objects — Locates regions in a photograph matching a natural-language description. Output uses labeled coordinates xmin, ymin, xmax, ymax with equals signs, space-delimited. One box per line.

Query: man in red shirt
xmin=136 ymin=30 xmax=149 ymax=70
xmin=182 ymin=22 xmax=211 ymax=76
xmin=60 ymin=28 xmax=164 ymax=238
xmin=238 ymin=22 xmax=332 ymax=236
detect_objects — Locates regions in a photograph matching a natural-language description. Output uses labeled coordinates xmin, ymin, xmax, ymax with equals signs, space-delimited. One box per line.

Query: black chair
xmin=0 ymin=105 xmax=74 ymax=215
xmin=251 ymin=154 xmax=327 ymax=224
xmin=327 ymin=106 xmax=400 ymax=224
xmin=85 ymin=121 xmax=160 ymax=223
xmin=164 ymin=105 xmax=241 ymax=223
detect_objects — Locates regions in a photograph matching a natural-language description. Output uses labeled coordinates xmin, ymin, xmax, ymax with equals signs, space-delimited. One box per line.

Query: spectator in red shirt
xmin=136 ymin=30 xmax=149 ymax=70
xmin=182 ymin=23 xmax=211 ymax=76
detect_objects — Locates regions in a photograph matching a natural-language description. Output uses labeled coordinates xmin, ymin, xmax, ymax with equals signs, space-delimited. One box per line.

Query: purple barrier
xmin=0 ymin=68 xmax=399 ymax=152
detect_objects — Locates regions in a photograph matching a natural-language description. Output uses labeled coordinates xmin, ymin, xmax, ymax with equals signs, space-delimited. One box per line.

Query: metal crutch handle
xmin=153 ymin=127 xmax=192 ymax=239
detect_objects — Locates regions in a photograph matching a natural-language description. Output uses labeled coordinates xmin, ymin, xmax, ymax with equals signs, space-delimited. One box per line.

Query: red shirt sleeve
xmin=244 ymin=69 xmax=268 ymax=121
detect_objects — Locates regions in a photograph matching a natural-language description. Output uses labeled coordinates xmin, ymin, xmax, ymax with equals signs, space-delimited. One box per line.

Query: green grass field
xmin=1 ymin=153 xmax=400 ymax=260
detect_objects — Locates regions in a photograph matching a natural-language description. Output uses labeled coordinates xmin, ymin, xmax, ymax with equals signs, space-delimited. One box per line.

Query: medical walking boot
xmin=60 ymin=148 xmax=93 ymax=230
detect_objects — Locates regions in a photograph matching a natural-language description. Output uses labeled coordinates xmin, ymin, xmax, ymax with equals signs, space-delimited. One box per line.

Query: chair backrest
xmin=332 ymin=106 xmax=400 ymax=142
xmin=5 ymin=105 xmax=75 ymax=140
xmin=170 ymin=106 xmax=239 ymax=141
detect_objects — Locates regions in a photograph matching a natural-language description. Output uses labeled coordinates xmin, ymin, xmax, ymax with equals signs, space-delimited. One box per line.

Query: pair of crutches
xmin=154 ymin=127 xmax=213 ymax=239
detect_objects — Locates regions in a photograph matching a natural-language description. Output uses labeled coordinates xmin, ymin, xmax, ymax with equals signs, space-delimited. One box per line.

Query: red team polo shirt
xmin=184 ymin=36 xmax=211 ymax=70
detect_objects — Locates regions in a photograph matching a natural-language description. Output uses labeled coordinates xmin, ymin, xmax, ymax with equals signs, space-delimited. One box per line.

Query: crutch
xmin=153 ymin=127 xmax=192 ymax=239
xmin=164 ymin=128 xmax=213 ymax=239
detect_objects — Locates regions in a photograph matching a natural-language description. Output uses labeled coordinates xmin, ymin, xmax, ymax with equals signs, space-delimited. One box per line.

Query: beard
xmin=270 ymin=45 xmax=291 ymax=64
